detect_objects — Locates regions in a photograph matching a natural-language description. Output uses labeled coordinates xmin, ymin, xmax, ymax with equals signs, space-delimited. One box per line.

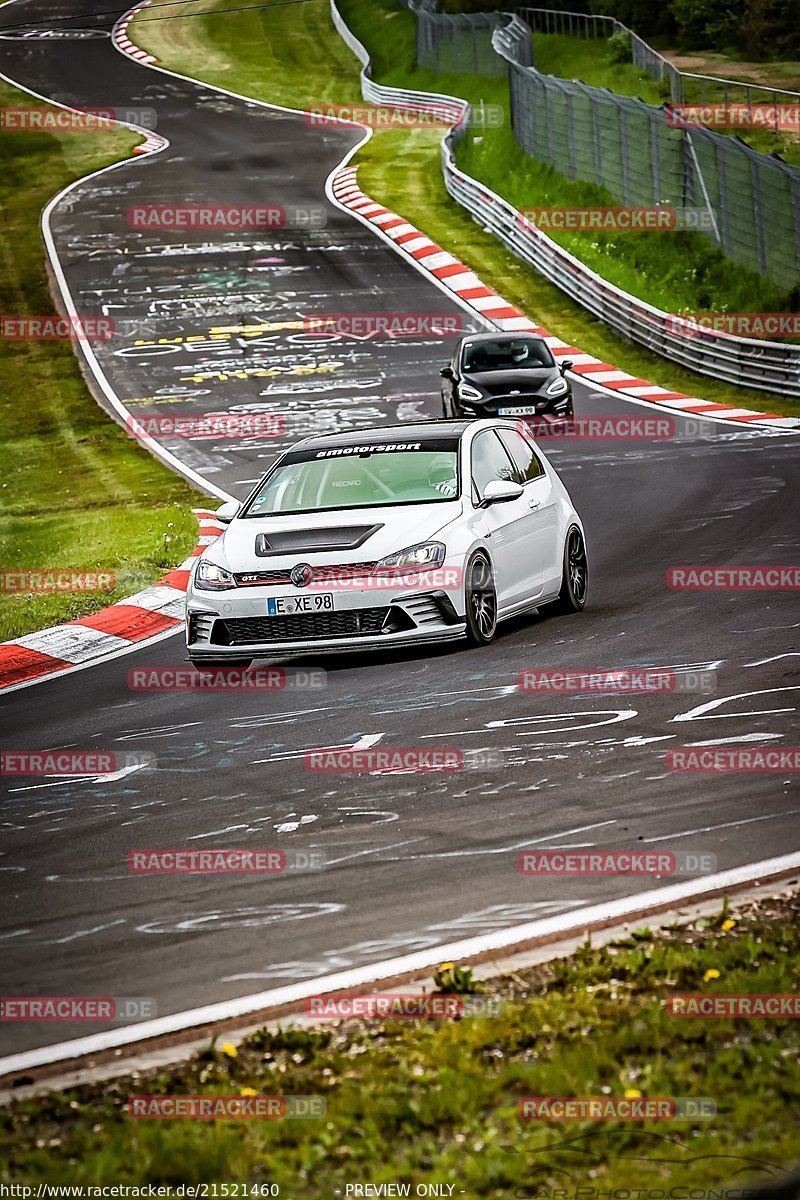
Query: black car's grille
xmin=212 ymin=608 xmax=390 ymax=645
xmin=233 ymin=562 xmax=378 ymax=587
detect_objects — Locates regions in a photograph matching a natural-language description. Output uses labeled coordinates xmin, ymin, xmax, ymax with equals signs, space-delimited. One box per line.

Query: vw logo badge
xmin=290 ymin=563 xmax=313 ymax=588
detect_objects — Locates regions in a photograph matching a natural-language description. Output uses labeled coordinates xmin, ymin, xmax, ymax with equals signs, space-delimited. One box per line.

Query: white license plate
xmin=266 ymin=593 xmax=335 ymax=616
xmin=499 ymin=405 xmax=538 ymax=415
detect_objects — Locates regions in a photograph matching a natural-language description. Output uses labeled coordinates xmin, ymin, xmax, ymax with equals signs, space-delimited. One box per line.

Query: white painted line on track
xmin=1 ymin=850 xmax=798 ymax=1078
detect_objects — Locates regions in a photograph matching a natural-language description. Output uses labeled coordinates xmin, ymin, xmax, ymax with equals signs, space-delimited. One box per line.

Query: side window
xmin=470 ymin=431 xmax=517 ymax=501
xmin=498 ymin=429 xmax=545 ymax=484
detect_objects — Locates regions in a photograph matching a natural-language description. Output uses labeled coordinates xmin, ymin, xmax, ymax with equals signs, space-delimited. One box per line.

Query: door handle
xmin=529 ymin=499 xmax=540 ymax=509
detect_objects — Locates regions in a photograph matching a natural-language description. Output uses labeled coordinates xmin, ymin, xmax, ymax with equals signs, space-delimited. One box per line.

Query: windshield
xmin=243 ymin=441 xmax=460 ymax=515
xmin=462 ymin=336 xmax=554 ymax=373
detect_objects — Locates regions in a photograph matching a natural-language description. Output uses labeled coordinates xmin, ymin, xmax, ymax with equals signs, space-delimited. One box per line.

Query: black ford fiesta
xmin=440 ymin=331 xmax=574 ymax=423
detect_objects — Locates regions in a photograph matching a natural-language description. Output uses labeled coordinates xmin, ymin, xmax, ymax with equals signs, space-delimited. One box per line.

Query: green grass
xmin=2 ymin=893 xmax=799 ymax=1191
xmin=535 ymin=32 xmax=671 ymax=104
xmin=131 ymin=0 xmax=800 ymax=416
xmin=533 ymin=32 xmax=800 ymax=166
xmin=0 ymin=80 xmax=208 ymax=641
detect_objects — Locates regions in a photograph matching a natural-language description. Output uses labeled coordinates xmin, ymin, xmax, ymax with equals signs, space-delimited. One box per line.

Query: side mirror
xmin=440 ymin=365 xmax=454 ymax=379
xmin=480 ymin=479 xmax=523 ymax=508
xmin=215 ymin=500 xmax=241 ymax=524
xmin=559 ymin=360 xmax=574 ymax=374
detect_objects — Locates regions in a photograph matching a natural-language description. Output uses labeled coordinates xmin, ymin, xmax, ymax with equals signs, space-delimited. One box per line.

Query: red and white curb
xmin=112 ymin=1 xmax=157 ymax=66
xmin=0 ymin=511 xmax=222 ymax=693
xmin=331 ymin=166 xmax=800 ymax=432
xmin=112 ymin=2 xmax=166 ymax=153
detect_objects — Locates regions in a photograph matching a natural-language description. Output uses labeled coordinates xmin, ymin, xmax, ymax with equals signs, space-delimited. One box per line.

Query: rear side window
xmin=497 ymin=429 xmax=545 ymax=484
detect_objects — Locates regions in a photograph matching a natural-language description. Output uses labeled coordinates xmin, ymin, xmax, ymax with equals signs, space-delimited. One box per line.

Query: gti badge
xmin=290 ymin=563 xmax=314 ymax=588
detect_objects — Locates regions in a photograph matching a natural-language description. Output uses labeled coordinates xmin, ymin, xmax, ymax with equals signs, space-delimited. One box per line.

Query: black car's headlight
xmin=376 ymin=541 xmax=446 ymax=574
xmin=546 ymin=376 xmax=570 ymax=397
xmin=195 ymin=559 xmax=236 ymax=591
xmin=458 ymin=382 xmax=484 ymax=402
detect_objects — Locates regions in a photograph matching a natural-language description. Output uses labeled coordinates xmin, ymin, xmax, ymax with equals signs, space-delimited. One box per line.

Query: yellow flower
xmin=220 ymin=1041 xmax=238 ymax=1058
xmin=439 ymin=962 xmax=455 ymax=971
xmin=703 ymin=968 xmax=721 ymax=982
xmin=239 ymin=1087 xmax=257 ymax=1097
xmin=624 ymin=1088 xmax=641 ymax=1099
xmin=721 ymin=919 xmax=736 ymax=932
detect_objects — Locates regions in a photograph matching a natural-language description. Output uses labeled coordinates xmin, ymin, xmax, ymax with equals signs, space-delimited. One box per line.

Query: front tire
xmin=189 ymin=658 xmax=254 ymax=671
xmin=544 ymin=525 xmax=588 ymax=615
xmin=464 ymin=553 xmax=498 ymax=645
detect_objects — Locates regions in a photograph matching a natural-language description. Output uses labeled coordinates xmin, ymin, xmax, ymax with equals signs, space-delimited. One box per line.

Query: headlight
xmin=546 ymin=377 xmax=569 ymax=396
xmin=458 ymin=382 xmax=483 ymax=401
xmin=377 ymin=541 xmax=446 ymax=574
xmin=195 ymin=558 xmax=236 ymax=591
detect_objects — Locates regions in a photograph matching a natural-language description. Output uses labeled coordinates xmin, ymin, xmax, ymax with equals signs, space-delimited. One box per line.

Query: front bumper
xmin=186 ymin=583 xmax=465 ymax=658
xmin=462 ymin=394 xmax=573 ymax=419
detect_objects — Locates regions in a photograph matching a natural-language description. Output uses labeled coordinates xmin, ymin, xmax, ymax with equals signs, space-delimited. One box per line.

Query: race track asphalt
xmin=1 ymin=0 xmax=799 ymax=1060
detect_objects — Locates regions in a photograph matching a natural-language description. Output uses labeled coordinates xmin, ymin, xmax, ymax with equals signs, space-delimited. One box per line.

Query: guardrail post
xmin=619 ymin=106 xmax=632 ymax=205
xmin=713 ymin=137 xmax=730 ymax=253
xmin=591 ymin=91 xmax=603 ymax=186
xmin=650 ymin=112 xmax=661 ymax=201
xmin=751 ymin=159 xmax=768 ymax=277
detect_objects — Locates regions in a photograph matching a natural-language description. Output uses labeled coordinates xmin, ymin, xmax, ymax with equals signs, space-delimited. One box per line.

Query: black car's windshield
xmin=243 ymin=440 xmax=460 ymax=515
xmin=462 ymin=336 xmax=554 ymax=373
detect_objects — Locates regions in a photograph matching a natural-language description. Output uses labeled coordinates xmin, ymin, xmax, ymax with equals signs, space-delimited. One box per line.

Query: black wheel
xmin=544 ymin=525 xmax=588 ymax=615
xmin=189 ymin=658 xmax=254 ymax=672
xmin=464 ymin=553 xmax=498 ymax=645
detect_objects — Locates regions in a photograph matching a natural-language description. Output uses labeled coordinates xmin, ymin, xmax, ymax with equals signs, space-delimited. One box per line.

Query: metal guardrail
xmin=329 ymin=0 xmax=800 ymax=397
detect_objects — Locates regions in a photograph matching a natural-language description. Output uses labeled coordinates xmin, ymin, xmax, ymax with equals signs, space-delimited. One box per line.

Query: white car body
xmin=185 ymin=420 xmax=586 ymax=661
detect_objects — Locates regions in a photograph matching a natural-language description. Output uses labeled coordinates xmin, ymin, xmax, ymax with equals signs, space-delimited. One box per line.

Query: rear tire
xmin=464 ymin=553 xmax=498 ymax=645
xmin=544 ymin=526 xmax=588 ymax=615
xmin=189 ymin=658 xmax=254 ymax=671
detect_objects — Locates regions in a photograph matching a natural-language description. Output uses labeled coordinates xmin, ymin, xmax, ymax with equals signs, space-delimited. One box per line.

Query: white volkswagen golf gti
xmin=185 ymin=420 xmax=587 ymax=667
